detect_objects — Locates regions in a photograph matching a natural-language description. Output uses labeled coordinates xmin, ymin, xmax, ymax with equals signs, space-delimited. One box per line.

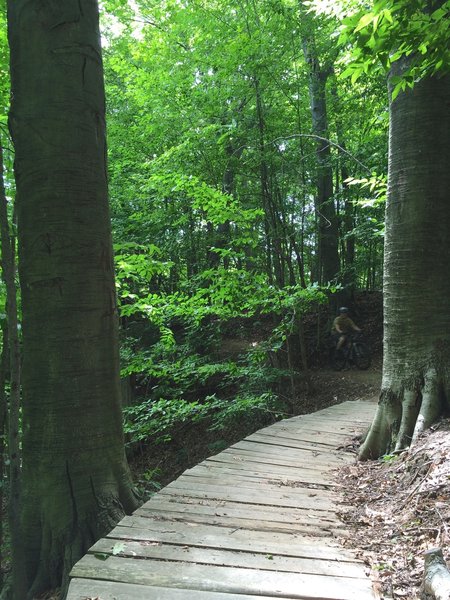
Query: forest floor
xmin=338 ymin=415 xmax=450 ymax=600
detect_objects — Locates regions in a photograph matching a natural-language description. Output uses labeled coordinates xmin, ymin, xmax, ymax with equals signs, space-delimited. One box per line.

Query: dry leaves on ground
xmin=339 ymin=419 xmax=450 ymax=599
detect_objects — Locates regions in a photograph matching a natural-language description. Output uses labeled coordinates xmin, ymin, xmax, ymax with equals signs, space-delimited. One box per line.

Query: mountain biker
xmin=331 ymin=307 xmax=361 ymax=351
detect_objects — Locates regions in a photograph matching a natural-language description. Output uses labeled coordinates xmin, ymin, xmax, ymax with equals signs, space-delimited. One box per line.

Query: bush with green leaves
xmin=114 ymin=213 xmax=328 ymax=450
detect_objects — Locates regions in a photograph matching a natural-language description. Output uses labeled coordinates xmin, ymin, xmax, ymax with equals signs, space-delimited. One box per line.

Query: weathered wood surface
xmin=68 ymin=399 xmax=378 ymax=600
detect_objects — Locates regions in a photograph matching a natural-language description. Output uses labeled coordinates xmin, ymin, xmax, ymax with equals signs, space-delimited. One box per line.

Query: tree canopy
xmin=0 ymin=0 xmax=449 ymax=596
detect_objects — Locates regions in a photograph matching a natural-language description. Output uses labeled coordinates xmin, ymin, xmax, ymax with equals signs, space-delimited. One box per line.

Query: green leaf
xmin=340 ymin=66 xmax=355 ymax=78
xmin=351 ymin=68 xmax=362 ymax=84
xmin=93 ymin=552 xmax=109 ymax=561
xmin=382 ymin=9 xmax=393 ymax=24
xmin=354 ymin=13 xmax=374 ymax=33
xmin=391 ymin=80 xmax=405 ymax=101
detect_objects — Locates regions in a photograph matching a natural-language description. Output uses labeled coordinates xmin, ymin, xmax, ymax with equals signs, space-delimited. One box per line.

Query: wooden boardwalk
xmin=68 ymin=399 xmax=377 ymax=600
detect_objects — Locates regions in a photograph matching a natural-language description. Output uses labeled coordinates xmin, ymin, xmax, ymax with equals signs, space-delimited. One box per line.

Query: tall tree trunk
xmin=359 ymin=61 xmax=450 ymax=459
xmin=0 ymin=140 xmax=24 ymax=600
xmin=0 ymin=319 xmax=7 ymax=592
xmin=7 ymin=2 xmax=140 ymax=596
xmin=331 ymin=81 xmax=355 ymax=282
xmin=302 ymin=38 xmax=340 ymax=284
xmin=254 ymin=78 xmax=286 ymax=286
xmin=207 ymin=142 xmax=243 ymax=270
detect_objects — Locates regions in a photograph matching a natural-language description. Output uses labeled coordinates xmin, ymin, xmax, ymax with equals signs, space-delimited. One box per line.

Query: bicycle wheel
xmin=353 ymin=342 xmax=371 ymax=370
xmin=331 ymin=348 xmax=347 ymax=371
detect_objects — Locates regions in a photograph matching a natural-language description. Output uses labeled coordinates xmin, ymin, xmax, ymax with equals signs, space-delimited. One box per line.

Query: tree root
xmin=359 ymin=365 xmax=450 ymax=460
xmin=423 ymin=548 xmax=450 ymax=600
xmin=412 ymin=368 xmax=441 ymax=445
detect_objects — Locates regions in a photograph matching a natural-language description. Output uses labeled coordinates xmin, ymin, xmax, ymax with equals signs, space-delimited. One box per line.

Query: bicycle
xmin=331 ymin=333 xmax=371 ymax=371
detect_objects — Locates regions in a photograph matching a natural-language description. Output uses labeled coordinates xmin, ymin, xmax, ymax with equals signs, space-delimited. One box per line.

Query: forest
xmin=0 ymin=0 xmax=449 ymax=598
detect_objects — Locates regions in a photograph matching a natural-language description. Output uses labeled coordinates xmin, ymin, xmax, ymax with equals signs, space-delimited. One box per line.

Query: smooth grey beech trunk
xmin=359 ymin=60 xmax=450 ymax=459
xmin=7 ymin=1 xmax=141 ymax=597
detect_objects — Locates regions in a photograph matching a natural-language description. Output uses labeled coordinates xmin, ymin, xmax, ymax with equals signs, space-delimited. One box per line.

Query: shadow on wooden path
xmin=68 ymin=399 xmax=378 ymax=600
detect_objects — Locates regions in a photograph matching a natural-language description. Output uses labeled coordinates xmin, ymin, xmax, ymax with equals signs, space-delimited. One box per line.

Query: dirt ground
xmin=338 ymin=411 xmax=450 ymax=600
xmin=306 ymin=360 xmax=382 ymax=411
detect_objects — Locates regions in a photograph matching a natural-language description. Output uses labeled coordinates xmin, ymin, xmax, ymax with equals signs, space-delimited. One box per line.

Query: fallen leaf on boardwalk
xmin=112 ymin=542 xmax=125 ymax=555
xmin=93 ymin=553 xmax=109 ymax=561
xmin=140 ymin=541 xmax=161 ymax=546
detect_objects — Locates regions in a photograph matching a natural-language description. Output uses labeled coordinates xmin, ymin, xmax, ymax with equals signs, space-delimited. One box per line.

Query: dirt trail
xmin=305 ymin=361 xmax=382 ymax=414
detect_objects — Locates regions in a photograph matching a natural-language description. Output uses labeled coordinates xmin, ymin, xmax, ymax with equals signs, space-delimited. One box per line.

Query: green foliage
xmin=345 ymin=174 xmax=386 ymax=207
xmin=381 ymin=453 xmax=398 ymax=463
xmin=135 ymin=468 xmax=163 ymax=499
xmin=124 ymin=397 xmax=207 ymax=444
xmin=209 ymin=392 xmax=282 ymax=431
xmin=97 ymin=0 xmax=392 ymax=452
xmin=336 ymin=0 xmax=450 ymax=97
xmin=117 ymin=240 xmax=326 ymax=449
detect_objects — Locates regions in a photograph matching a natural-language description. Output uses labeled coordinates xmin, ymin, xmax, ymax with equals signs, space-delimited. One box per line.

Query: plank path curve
xmin=68 ymin=399 xmax=378 ymax=600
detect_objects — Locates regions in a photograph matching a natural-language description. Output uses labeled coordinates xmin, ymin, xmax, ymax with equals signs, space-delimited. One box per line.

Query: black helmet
xmin=339 ymin=307 xmax=349 ymax=313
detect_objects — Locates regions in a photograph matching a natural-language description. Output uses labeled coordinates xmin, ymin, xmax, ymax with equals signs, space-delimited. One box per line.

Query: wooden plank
xmin=71 ymin=554 xmax=375 ymax=600
xmin=229 ymin=439 xmax=349 ymax=458
xmin=246 ymin=432 xmax=349 ymax=450
xmin=67 ymin=578 xmax=303 ymax=600
xmin=299 ymin=404 xmax=375 ymax=416
xmin=165 ymin=476 xmax=336 ymax=498
xmin=91 ymin=537 xmax=366 ymax=578
xmin=205 ymin=452 xmax=330 ymax=469
xmin=134 ymin=507 xmax=344 ymax=536
xmin=106 ymin=521 xmax=355 ymax=562
xmin=139 ymin=496 xmax=345 ymax=528
xmin=184 ymin=463 xmax=336 ymax=486
xmin=173 ymin=474 xmax=333 ymax=493
xmin=158 ymin=485 xmax=338 ymax=512
xmin=258 ymin=424 xmax=361 ymax=440
xmin=248 ymin=430 xmax=351 ymax=447
xmin=258 ymin=425 xmax=365 ymax=439
xmin=205 ymin=452 xmax=340 ymax=473
xmin=300 ymin=408 xmax=375 ymax=421
xmin=142 ymin=497 xmax=344 ymax=527
xmin=269 ymin=421 xmax=368 ymax=436
xmin=224 ymin=443 xmax=348 ymax=463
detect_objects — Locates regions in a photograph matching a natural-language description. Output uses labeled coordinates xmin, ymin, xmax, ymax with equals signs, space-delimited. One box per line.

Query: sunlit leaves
xmin=345 ymin=174 xmax=387 ymax=207
xmin=336 ymin=0 xmax=450 ymax=86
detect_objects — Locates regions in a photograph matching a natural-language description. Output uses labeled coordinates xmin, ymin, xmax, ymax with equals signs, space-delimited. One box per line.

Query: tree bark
xmin=302 ymin=36 xmax=340 ymax=285
xmin=359 ymin=60 xmax=450 ymax=459
xmin=7 ymin=1 xmax=141 ymax=597
xmin=0 ymin=138 xmax=24 ymax=600
xmin=423 ymin=548 xmax=450 ymax=600
xmin=0 ymin=319 xmax=6 ymax=591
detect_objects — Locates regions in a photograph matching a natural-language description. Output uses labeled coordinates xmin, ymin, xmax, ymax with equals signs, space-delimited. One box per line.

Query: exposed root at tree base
xmin=359 ymin=363 xmax=450 ymax=460
xmin=338 ymin=418 xmax=450 ymax=599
